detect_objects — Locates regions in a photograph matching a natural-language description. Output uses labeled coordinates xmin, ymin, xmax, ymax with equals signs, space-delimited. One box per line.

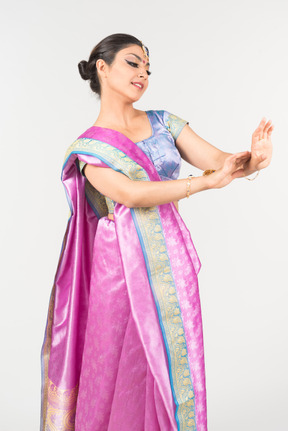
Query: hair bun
xmin=78 ymin=60 xmax=90 ymax=80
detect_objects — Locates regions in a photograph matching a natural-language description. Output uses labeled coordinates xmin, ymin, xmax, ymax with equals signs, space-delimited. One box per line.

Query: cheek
xmin=111 ymin=66 xmax=133 ymax=86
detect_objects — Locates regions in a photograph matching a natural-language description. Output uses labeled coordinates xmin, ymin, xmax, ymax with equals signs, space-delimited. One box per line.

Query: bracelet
xmin=186 ymin=174 xmax=194 ymax=198
xmin=202 ymin=169 xmax=216 ymax=176
xmin=186 ymin=170 xmax=215 ymax=198
xmin=245 ymin=170 xmax=259 ymax=181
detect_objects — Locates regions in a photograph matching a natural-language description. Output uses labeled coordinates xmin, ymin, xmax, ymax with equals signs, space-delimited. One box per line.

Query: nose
xmin=138 ymin=65 xmax=147 ymax=78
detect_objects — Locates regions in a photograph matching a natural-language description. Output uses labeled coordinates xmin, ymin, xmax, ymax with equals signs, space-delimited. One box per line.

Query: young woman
xmin=40 ymin=33 xmax=273 ymax=431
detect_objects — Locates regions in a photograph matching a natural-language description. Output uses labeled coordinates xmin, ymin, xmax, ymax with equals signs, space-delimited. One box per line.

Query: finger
xmin=256 ymin=117 xmax=266 ymax=131
xmin=231 ymin=168 xmax=246 ymax=179
xmin=263 ymin=119 xmax=272 ymax=140
xmin=252 ymin=125 xmax=261 ymax=137
xmin=234 ymin=152 xmax=251 ymax=162
xmin=226 ymin=154 xmax=250 ymax=171
xmin=234 ymin=156 xmax=250 ymax=167
xmin=230 ymin=156 xmax=251 ymax=168
xmin=226 ymin=151 xmax=248 ymax=162
xmin=235 ymin=159 xmax=250 ymax=168
xmin=234 ymin=150 xmax=251 ymax=157
xmin=267 ymin=124 xmax=274 ymax=136
xmin=226 ymin=151 xmax=251 ymax=165
xmin=263 ymin=119 xmax=272 ymax=133
xmin=253 ymin=118 xmax=266 ymax=140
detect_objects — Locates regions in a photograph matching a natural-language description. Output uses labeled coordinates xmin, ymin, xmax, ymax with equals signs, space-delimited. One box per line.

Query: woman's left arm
xmin=175 ymin=124 xmax=232 ymax=170
xmin=175 ymin=118 xmax=274 ymax=176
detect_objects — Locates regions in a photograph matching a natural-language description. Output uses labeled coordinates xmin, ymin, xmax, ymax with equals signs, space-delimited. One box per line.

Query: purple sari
xmin=40 ymin=126 xmax=207 ymax=431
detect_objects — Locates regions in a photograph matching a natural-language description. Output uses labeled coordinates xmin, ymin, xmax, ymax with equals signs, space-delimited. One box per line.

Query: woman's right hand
xmin=206 ymin=151 xmax=252 ymax=189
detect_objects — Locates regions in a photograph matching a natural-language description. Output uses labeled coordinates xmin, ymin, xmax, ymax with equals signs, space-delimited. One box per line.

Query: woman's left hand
xmin=243 ymin=117 xmax=274 ymax=175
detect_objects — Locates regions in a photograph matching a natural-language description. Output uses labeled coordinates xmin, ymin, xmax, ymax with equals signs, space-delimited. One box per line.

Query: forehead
xmin=118 ymin=45 xmax=150 ymax=65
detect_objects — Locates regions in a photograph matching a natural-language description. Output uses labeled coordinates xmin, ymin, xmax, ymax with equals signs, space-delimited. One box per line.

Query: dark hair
xmin=78 ymin=33 xmax=149 ymax=97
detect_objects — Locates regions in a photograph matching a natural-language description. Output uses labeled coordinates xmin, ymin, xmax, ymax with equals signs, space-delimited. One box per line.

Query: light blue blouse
xmin=130 ymin=109 xmax=188 ymax=181
xmin=79 ymin=110 xmax=188 ymax=213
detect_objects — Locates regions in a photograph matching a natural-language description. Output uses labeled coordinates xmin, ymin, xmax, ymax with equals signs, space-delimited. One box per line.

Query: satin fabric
xmin=132 ymin=110 xmax=186 ymax=181
xmin=74 ymin=216 xmax=172 ymax=430
xmin=40 ymin=126 xmax=207 ymax=431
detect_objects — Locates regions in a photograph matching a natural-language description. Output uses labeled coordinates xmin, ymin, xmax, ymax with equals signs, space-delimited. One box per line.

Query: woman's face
xmin=99 ymin=44 xmax=151 ymax=102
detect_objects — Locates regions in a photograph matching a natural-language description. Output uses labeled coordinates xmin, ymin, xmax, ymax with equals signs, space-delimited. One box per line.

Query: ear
xmin=96 ymin=59 xmax=108 ymax=79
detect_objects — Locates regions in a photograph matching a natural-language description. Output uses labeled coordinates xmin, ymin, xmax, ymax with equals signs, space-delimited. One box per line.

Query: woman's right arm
xmin=83 ymin=150 xmax=251 ymax=208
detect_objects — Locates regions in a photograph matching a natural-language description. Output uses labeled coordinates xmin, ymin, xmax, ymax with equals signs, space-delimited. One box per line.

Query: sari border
xmin=130 ymin=205 xmax=197 ymax=431
xmin=40 ymin=217 xmax=72 ymax=430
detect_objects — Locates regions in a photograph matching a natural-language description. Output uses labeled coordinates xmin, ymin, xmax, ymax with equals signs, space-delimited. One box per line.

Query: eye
xmin=125 ymin=60 xmax=152 ymax=76
xmin=126 ymin=60 xmax=138 ymax=68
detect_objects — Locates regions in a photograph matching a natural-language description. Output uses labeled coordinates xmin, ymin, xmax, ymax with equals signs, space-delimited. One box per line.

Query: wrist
xmin=200 ymin=174 xmax=212 ymax=190
xmin=243 ymin=161 xmax=259 ymax=177
xmin=187 ymin=175 xmax=211 ymax=196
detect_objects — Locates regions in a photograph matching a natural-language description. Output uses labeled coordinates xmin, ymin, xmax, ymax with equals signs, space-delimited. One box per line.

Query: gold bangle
xmin=186 ymin=174 xmax=194 ymax=198
xmin=202 ymin=169 xmax=216 ymax=176
xmin=245 ymin=170 xmax=259 ymax=181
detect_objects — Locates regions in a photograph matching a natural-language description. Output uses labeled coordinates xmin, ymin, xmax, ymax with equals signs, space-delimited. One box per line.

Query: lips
xmin=131 ymin=82 xmax=144 ymax=89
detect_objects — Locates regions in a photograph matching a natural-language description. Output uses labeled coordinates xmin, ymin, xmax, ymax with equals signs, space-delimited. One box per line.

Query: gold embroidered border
xmin=166 ymin=113 xmax=188 ymax=141
xmin=45 ymin=379 xmax=79 ymax=431
xmin=41 ymin=221 xmax=71 ymax=430
xmin=132 ymin=206 xmax=196 ymax=430
xmin=85 ymin=180 xmax=109 ymax=218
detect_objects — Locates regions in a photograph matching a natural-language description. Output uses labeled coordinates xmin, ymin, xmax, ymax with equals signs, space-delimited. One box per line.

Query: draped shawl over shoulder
xmin=40 ymin=125 xmax=207 ymax=431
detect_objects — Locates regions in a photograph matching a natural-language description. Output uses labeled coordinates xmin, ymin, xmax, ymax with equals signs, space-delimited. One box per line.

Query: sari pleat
xmin=74 ymin=216 xmax=173 ymax=430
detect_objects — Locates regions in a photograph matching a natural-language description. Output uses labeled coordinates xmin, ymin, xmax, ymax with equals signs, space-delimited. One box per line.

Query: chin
xmin=127 ymin=93 xmax=143 ymax=103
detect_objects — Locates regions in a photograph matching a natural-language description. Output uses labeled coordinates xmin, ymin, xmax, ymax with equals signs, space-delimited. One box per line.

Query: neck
xmin=94 ymin=92 xmax=140 ymax=129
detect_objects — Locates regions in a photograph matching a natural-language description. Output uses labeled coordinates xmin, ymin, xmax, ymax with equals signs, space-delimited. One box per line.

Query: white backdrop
xmin=1 ymin=0 xmax=287 ymax=430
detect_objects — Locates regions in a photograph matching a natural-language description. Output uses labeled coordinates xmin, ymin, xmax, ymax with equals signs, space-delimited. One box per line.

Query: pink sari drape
xmin=40 ymin=126 xmax=207 ymax=431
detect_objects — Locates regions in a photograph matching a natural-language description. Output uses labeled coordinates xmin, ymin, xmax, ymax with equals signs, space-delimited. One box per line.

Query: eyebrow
xmin=126 ymin=53 xmax=150 ymax=67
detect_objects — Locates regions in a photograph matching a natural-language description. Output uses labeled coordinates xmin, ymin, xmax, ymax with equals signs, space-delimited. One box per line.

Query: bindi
xmin=126 ymin=53 xmax=150 ymax=67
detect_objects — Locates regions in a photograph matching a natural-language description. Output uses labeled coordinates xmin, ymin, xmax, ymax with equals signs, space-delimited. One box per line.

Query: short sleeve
xmin=78 ymin=160 xmax=87 ymax=177
xmin=163 ymin=111 xmax=189 ymax=141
